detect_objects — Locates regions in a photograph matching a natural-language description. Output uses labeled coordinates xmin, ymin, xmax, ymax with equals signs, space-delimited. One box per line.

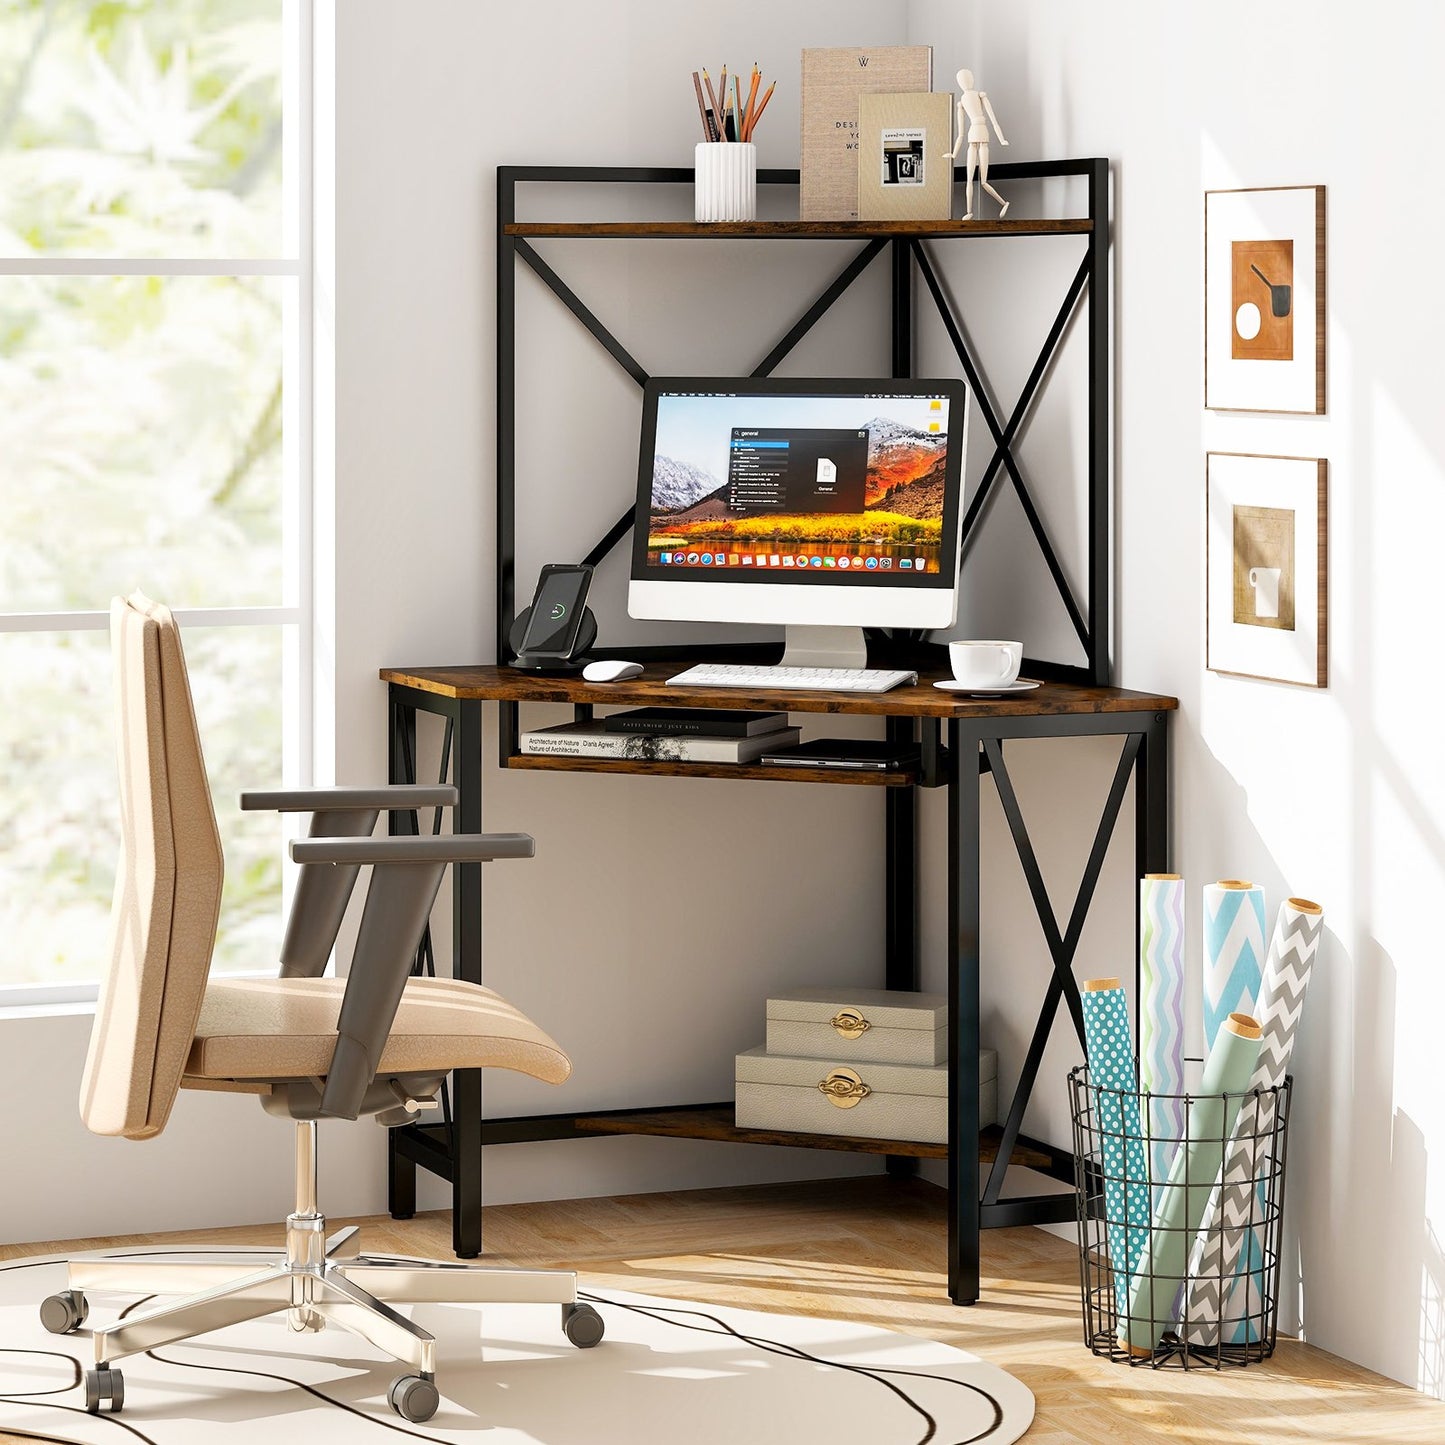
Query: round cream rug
xmin=0 ymin=1251 xmax=1034 ymax=1443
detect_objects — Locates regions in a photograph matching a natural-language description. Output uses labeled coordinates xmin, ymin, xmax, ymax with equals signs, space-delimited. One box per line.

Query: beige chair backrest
xmin=80 ymin=594 xmax=224 ymax=1139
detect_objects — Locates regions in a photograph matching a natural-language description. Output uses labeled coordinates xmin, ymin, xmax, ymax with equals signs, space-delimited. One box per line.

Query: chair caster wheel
xmin=562 ymin=1301 xmax=604 ymax=1348
xmin=84 ymin=1364 xmax=124 ymax=1414
xmin=40 ymin=1289 xmax=88 ymax=1335
xmin=388 ymin=1373 xmax=438 ymax=1423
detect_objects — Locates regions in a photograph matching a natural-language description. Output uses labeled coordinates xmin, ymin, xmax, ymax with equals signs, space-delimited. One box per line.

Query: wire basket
xmin=1067 ymin=1064 xmax=1292 ymax=1369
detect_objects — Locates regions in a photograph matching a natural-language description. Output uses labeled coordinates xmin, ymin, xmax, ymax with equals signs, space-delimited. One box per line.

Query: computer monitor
xmin=628 ymin=376 xmax=969 ymax=668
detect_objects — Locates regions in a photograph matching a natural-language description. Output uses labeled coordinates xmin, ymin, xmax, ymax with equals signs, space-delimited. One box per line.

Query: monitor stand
xmin=779 ymin=625 xmax=868 ymax=671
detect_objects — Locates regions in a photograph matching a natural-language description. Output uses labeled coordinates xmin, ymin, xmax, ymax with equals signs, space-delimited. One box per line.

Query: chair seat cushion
xmin=185 ymin=977 xmax=571 ymax=1085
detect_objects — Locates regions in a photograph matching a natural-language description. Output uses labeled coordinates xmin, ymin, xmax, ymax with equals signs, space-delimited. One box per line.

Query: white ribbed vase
xmin=695 ymin=142 xmax=757 ymax=222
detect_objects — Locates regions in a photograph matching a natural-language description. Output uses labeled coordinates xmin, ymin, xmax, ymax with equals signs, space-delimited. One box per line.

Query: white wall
xmin=911 ymin=0 xmax=1445 ymax=1394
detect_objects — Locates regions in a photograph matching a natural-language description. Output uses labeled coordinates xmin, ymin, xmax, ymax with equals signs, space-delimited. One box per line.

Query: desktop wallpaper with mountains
xmin=649 ymin=417 xmax=948 ymax=546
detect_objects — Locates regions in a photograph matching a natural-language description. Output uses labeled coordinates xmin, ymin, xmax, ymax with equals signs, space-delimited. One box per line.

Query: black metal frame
xmin=497 ymin=159 xmax=1111 ymax=687
xmin=379 ymin=160 xmax=1172 ymax=1302
xmin=386 ymin=679 xmax=1170 ymax=1301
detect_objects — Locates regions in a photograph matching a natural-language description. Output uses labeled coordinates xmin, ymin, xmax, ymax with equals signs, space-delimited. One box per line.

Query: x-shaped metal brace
xmin=977 ymin=730 xmax=1142 ymax=1208
xmin=509 ymin=231 xmax=1095 ymax=661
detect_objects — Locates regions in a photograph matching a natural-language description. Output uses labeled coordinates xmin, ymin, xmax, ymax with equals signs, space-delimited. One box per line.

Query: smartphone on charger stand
xmin=508 ymin=563 xmax=598 ymax=673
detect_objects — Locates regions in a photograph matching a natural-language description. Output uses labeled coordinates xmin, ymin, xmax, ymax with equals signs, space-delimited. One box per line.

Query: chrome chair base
xmin=42 ymin=1123 xmax=603 ymax=1422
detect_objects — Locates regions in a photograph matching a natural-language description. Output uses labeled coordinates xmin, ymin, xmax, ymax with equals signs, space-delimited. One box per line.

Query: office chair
xmin=39 ymin=593 xmax=602 ymax=1424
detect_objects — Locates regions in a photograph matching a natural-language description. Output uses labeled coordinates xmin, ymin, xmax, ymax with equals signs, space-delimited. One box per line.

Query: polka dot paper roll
xmin=1081 ymin=980 xmax=1151 ymax=1322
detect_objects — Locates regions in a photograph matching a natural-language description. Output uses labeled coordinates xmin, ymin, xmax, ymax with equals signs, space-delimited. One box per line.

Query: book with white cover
xmin=520 ymin=720 xmax=801 ymax=763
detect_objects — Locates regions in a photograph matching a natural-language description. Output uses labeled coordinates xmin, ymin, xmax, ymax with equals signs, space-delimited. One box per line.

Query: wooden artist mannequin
xmin=943 ymin=68 xmax=1009 ymax=220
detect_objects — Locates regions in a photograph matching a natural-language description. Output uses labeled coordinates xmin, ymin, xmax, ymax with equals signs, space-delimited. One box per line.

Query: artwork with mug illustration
xmin=1232 ymin=505 xmax=1294 ymax=630
xmin=1205 ymin=186 xmax=1325 ymax=413
xmin=1207 ymin=452 xmax=1328 ymax=688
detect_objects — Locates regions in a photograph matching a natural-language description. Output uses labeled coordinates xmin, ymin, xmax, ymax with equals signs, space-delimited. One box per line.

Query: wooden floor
xmin=5 ymin=1175 xmax=1443 ymax=1444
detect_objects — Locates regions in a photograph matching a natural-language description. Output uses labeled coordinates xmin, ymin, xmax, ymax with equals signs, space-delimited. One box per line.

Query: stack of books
xmin=519 ymin=708 xmax=799 ymax=763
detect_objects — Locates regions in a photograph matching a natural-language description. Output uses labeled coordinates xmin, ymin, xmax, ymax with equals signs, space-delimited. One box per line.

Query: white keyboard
xmin=666 ymin=663 xmax=919 ymax=694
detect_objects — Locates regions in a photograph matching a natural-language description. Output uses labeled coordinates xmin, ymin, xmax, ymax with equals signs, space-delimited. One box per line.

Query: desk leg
xmin=1136 ymin=710 xmax=1170 ymax=875
xmin=885 ymin=717 xmax=919 ymax=1181
xmin=387 ymin=693 xmax=419 ymax=1221
xmin=1135 ymin=711 xmax=1171 ymax=1024
xmin=451 ymin=699 xmax=485 ymax=1258
xmin=948 ymin=718 xmax=982 ymax=1305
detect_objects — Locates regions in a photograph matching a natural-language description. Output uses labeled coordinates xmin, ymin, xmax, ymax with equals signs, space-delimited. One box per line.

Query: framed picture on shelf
xmin=1205 ymin=185 xmax=1326 ymax=413
xmin=1206 ymin=452 xmax=1328 ymax=688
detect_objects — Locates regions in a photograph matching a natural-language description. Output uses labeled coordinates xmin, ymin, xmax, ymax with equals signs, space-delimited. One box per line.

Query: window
xmin=0 ymin=0 xmax=314 ymax=1003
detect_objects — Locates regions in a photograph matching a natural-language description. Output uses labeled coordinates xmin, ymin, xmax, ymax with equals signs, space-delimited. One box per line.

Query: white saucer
xmin=933 ymin=678 xmax=1041 ymax=695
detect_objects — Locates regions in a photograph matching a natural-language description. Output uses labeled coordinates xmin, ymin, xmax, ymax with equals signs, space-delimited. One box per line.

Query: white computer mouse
xmin=581 ymin=659 xmax=644 ymax=683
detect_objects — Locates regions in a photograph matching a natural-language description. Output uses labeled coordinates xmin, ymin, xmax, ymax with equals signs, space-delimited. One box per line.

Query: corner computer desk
xmin=379 ymin=661 xmax=1177 ymax=1305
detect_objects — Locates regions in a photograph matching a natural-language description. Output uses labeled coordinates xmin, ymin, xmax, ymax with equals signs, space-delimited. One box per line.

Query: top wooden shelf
xmin=504 ymin=218 xmax=1092 ymax=241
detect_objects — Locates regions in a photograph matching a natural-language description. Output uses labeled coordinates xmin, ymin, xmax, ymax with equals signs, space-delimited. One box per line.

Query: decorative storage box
xmin=765 ymin=987 xmax=947 ymax=1066
xmin=735 ymin=1046 xmax=997 ymax=1144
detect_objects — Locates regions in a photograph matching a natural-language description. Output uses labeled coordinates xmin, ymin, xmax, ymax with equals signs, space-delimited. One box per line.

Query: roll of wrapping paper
xmin=1081 ymin=979 xmax=1151 ymax=1321
xmin=1122 ymin=1011 xmax=1263 ymax=1355
xmin=1202 ymin=880 xmax=1265 ymax=1052
xmin=1139 ymin=874 xmax=1187 ymax=1197
xmin=1185 ymin=898 xmax=1324 ymax=1347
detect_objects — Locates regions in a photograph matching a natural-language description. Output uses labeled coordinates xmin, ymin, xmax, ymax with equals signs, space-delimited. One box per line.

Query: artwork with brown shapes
xmin=1232 ymin=504 xmax=1295 ymax=631
xmin=1231 ymin=239 xmax=1294 ymax=361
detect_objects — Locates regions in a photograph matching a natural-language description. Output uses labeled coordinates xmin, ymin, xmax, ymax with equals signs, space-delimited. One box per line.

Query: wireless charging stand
xmin=506 ymin=607 xmax=598 ymax=674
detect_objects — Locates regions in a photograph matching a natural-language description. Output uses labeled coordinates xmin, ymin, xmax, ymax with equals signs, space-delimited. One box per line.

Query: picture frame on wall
xmin=1206 ymin=452 xmax=1328 ymax=688
xmin=1205 ymin=186 xmax=1326 ymax=413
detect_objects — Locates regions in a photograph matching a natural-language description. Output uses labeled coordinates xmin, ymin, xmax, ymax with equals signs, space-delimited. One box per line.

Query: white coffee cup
xmin=1248 ymin=566 xmax=1281 ymax=620
xmin=949 ymin=640 xmax=1023 ymax=688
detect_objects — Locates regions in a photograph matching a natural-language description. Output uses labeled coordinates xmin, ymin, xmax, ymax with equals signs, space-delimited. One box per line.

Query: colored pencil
xmin=732 ymin=74 xmax=742 ymax=143
xmin=743 ymin=63 xmax=761 ymax=138
xmin=702 ymin=69 xmax=722 ymax=134
xmin=691 ymin=70 xmax=713 ymax=142
xmin=750 ymin=80 xmax=775 ymax=137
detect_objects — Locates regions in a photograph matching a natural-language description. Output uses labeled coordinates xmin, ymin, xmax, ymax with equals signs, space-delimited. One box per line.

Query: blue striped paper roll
xmin=1202 ymin=881 xmax=1265 ymax=1051
xmin=1081 ymin=979 xmax=1151 ymax=1323
xmin=1139 ymin=874 xmax=1186 ymax=1195
xmin=1123 ymin=1011 xmax=1264 ymax=1354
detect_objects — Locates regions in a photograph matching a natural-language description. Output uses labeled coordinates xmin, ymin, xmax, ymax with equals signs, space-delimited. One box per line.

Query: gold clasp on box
xmin=830 ymin=1007 xmax=871 ymax=1040
xmin=818 ymin=1067 xmax=871 ymax=1108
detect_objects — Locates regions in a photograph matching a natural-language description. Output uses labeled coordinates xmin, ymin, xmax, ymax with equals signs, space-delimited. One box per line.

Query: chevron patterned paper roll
xmin=1202 ymin=881 xmax=1266 ymax=1051
xmin=1122 ymin=1012 xmax=1263 ymax=1355
xmin=1185 ymin=898 xmax=1324 ymax=1347
xmin=1139 ymin=874 xmax=1187 ymax=1195
xmin=1081 ymin=980 xmax=1151 ymax=1321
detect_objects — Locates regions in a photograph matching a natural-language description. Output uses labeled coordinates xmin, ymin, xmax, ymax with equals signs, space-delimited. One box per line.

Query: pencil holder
xmin=695 ymin=142 xmax=756 ymax=223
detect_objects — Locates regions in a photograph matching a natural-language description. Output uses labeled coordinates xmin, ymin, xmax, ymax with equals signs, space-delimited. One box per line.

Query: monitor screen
xmin=628 ymin=377 xmax=968 ymax=631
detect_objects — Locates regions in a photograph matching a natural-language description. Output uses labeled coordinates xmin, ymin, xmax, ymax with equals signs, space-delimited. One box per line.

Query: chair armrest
xmin=312 ymin=833 xmax=536 ymax=1120
xmin=290 ymin=833 xmax=535 ymax=865
xmin=252 ymin=787 xmax=459 ymax=979
xmin=240 ymin=785 xmax=458 ymax=812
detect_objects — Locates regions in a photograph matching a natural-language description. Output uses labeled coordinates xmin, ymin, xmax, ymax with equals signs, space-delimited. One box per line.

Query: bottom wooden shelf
xmin=569 ymin=1103 xmax=1053 ymax=1167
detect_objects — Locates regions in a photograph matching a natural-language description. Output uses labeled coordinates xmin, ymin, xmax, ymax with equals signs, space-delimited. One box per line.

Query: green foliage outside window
xmin=1 ymin=1 xmax=292 ymax=990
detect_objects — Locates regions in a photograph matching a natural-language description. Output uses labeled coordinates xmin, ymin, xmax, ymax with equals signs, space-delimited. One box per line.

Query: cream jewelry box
xmin=735 ymin=1046 xmax=998 ymax=1145
xmin=765 ymin=986 xmax=948 ymax=1065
